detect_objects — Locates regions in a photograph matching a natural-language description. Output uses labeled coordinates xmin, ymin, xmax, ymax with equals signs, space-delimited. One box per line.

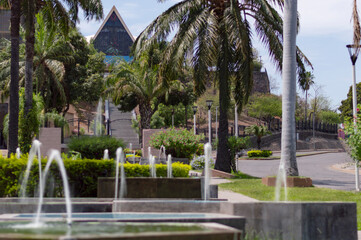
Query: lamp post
xmin=215 ymin=106 xmax=218 ymax=140
xmin=171 ymin=108 xmax=175 ymax=127
xmin=192 ymin=106 xmax=198 ymax=135
xmin=206 ymin=100 xmax=213 ymax=144
xmin=347 ymin=44 xmax=361 ymax=191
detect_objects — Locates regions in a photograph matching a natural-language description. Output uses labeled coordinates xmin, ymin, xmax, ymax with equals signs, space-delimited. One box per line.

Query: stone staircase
xmin=108 ymin=102 xmax=141 ymax=149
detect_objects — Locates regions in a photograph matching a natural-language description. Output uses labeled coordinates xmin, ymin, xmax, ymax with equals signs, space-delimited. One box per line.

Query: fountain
xmin=149 ymin=155 xmax=156 ymax=178
xmin=15 ymin=147 xmax=21 ymax=159
xmin=114 ymin=147 xmax=126 ymax=199
xmin=19 ymin=140 xmax=43 ymax=199
xmin=103 ymin=149 xmax=109 ymax=160
xmin=158 ymin=145 xmax=166 ymax=163
xmin=203 ymin=143 xmax=211 ymax=201
xmin=34 ymin=150 xmax=72 ymax=226
xmin=167 ymin=154 xmax=172 ymax=178
xmin=275 ymin=160 xmax=287 ymax=201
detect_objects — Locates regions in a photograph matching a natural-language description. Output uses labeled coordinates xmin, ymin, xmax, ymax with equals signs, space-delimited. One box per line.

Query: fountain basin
xmin=98 ymin=177 xmax=218 ymax=198
xmin=0 ymin=221 xmax=242 ymax=240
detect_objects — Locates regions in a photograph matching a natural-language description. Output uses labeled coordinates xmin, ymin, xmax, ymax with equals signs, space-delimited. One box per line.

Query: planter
xmin=262 ymin=176 xmax=312 ymax=187
xmin=97 ymin=177 xmax=218 ymax=198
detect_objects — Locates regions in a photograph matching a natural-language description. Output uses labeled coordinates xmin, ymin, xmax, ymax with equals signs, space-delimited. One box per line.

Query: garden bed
xmin=262 ymin=176 xmax=313 ymax=187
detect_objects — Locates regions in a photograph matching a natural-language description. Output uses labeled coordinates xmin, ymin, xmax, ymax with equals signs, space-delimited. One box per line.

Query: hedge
xmin=0 ymin=155 xmax=191 ymax=198
xmin=67 ymin=136 xmax=125 ymax=159
xmin=247 ymin=150 xmax=273 ymax=158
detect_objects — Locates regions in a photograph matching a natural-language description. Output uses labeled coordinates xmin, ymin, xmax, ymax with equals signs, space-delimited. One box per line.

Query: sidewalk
xmin=210 ymin=178 xmax=258 ymax=202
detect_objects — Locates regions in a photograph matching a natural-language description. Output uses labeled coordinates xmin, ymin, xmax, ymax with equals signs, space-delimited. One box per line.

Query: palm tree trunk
xmin=280 ymin=0 xmax=299 ymax=176
xmin=304 ymin=89 xmax=308 ymax=122
xmin=24 ymin=0 xmax=36 ymax=115
xmin=138 ymin=102 xmax=154 ymax=145
xmin=215 ymin=25 xmax=231 ymax=173
xmin=8 ymin=0 xmax=21 ymax=157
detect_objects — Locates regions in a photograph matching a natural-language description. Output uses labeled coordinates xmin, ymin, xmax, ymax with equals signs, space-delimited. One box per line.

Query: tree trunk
xmin=304 ymin=89 xmax=308 ymax=122
xmin=138 ymin=102 xmax=154 ymax=145
xmin=8 ymin=0 xmax=21 ymax=157
xmin=257 ymin=137 xmax=261 ymax=149
xmin=24 ymin=0 xmax=36 ymax=115
xmin=280 ymin=0 xmax=299 ymax=176
xmin=215 ymin=24 xmax=231 ymax=173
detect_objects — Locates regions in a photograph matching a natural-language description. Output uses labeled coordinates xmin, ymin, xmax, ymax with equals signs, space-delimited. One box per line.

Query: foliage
xmin=67 ymin=136 xmax=125 ymax=159
xmin=0 ymin=156 xmax=190 ymax=197
xmin=122 ymin=162 xmax=190 ymax=178
xmin=124 ymin=148 xmax=142 ymax=157
xmin=339 ymin=82 xmax=361 ymax=119
xmin=19 ymin=91 xmax=43 ymax=153
xmin=319 ymin=110 xmax=341 ymax=125
xmin=247 ymin=150 xmax=273 ymax=158
xmin=134 ymin=0 xmax=310 ymax=173
xmin=149 ymin=128 xmax=205 ymax=159
xmin=245 ymin=125 xmax=271 ymax=149
xmin=344 ymin=108 xmax=361 ymax=163
xmin=190 ymin=155 xmax=215 ymax=170
xmin=246 ymin=94 xmax=282 ymax=123
xmin=228 ymin=136 xmax=251 ymax=171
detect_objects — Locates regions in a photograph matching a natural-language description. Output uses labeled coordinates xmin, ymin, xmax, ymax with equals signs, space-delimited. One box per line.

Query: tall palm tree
xmin=134 ymin=0 xmax=310 ymax=173
xmin=299 ymin=71 xmax=314 ymax=123
xmin=281 ymin=0 xmax=299 ymax=176
xmin=23 ymin=0 xmax=104 ymax=115
xmin=9 ymin=0 xmax=21 ymax=156
xmin=107 ymin=56 xmax=182 ymax=140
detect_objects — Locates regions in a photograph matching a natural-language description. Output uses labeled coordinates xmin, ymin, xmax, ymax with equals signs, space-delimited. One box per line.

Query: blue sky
xmin=77 ymin=0 xmax=357 ymax=110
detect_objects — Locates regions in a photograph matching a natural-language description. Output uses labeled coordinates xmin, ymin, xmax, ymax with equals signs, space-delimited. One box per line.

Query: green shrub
xmin=149 ymin=128 xmax=204 ymax=159
xmin=67 ymin=136 xmax=125 ymax=159
xmin=0 ymin=156 xmax=191 ymax=197
xmin=247 ymin=150 xmax=273 ymax=158
xmin=190 ymin=155 xmax=215 ymax=170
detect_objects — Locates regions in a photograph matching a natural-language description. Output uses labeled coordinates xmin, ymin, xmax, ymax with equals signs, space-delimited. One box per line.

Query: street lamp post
xmin=206 ymin=100 xmax=213 ymax=144
xmin=347 ymin=44 xmax=361 ymax=191
xmin=192 ymin=106 xmax=198 ymax=135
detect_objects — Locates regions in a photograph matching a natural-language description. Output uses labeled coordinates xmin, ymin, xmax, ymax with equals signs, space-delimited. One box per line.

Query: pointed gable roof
xmin=93 ymin=6 xmax=134 ymax=58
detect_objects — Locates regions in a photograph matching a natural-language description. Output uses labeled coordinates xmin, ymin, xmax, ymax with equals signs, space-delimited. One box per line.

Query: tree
xmin=22 ymin=0 xmax=103 ymax=122
xmin=107 ymin=56 xmax=181 ymax=141
xmin=318 ymin=110 xmax=341 ymax=125
xmin=9 ymin=0 xmax=21 ymax=156
xmin=298 ymin=71 xmax=314 ymax=122
xmin=339 ymin=82 xmax=361 ymax=119
xmin=245 ymin=125 xmax=270 ymax=149
xmin=134 ymin=0 xmax=310 ymax=173
xmin=281 ymin=0 xmax=299 ymax=176
xmin=246 ymin=94 xmax=282 ymax=124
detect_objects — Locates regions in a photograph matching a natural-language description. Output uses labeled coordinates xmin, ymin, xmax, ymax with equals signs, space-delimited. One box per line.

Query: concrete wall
xmin=220 ymin=202 xmax=357 ymax=240
xmin=38 ymin=127 xmax=61 ymax=157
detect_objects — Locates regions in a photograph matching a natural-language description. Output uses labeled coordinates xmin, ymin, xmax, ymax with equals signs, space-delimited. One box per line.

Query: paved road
xmin=236 ymin=152 xmax=357 ymax=191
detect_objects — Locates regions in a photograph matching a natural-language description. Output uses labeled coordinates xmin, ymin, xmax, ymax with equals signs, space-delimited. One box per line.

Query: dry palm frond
xmin=352 ymin=0 xmax=361 ymax=53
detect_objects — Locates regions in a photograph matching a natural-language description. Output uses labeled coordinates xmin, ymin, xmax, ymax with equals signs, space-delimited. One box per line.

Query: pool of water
xmin=17 ymin=212 xmax=209 ymax=219
xmin=0 ymin=221 xmax=206 ymax=236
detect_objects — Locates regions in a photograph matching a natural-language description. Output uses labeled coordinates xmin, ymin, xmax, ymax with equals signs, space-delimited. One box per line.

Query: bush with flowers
xmin=149 ymin=128 xmax=205 ymax=159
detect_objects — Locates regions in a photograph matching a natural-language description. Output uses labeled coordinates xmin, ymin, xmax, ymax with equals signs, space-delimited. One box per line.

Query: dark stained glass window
xmin=93 ymin=12 xmax=133 ymax=56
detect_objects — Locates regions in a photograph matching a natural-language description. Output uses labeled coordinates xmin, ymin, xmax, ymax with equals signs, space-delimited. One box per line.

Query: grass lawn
xmin=219 ymin=178 xmax=361 ymax=230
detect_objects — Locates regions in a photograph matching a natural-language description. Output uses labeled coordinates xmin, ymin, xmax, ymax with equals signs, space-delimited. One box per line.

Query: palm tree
xmin=281 ymin=0 xmax=299 ymax=176
xmin=107 ymin=57 xmax=182 ymax=140
xmin=134 ymin=0 xmax=310 ymax=173
xmin=245 ymin=125 xmax=270 ymax=149
xmin=299 ymin=71 xmax=314 ymax=123
xmin=23 ymin=0 xmax=104 ymax=115
xmin=9 ymin=0 xmax=21 ymax=156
